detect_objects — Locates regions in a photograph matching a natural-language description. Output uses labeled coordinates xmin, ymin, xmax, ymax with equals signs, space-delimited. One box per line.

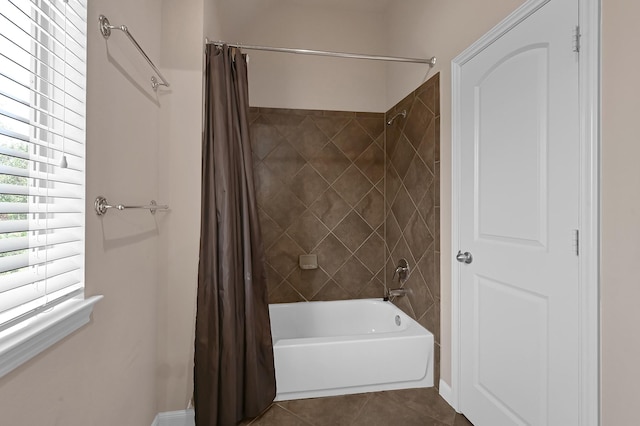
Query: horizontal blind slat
xmin=0 ymin=130 xmax=85 ymax=159
xmin=0 ymin=55 xmax=86 ymax=110
xmin=0 ymin=16 xmax=86 ymax=90
xmin=0 ymin=0 xmax=86 ymax=329
xmin=0 ymin=201 xmax=83 ymax=214
xmin=0 ymin=183 xmax=83 ymax=199
xmin=2 ymin=3 xmax=86 ymax=77
xmin=0 ymin=146 xmax=84 ymax=171
xmin=0 ymin=229 xmax=83 ymax=255
xmin=0 ymin=108 xmax=85 ymax=147
xmin=0 ymin=286 xmax=83 ymax=331
xmin=0 ymin=90 xmax=85 ymax=134
xmin=0 ymin=164 xmax=84 ymax=185
xmin=0 ymin=258 xmax=81 ymax=294
xmin=0 ymin=242 xmax=82 ymax=273
xmin=0 ymin=218 xmax=82 ymax=234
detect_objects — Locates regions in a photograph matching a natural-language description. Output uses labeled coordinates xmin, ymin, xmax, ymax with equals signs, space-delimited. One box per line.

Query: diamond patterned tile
xmin=416 ymin=118 xmax=437 ymax=174
xmin=287 ymin=116 xmax=330 ymax=160
xmin=434 ymin=161 xmax=440 ymax=207
xmin=435 ymin=206 xmax=440 ymax=250
xmin=311 ymin=115 xmax=350 ymax=139
xmin=266 ymin=234 xmax=305 ymax=279
xmin=355 ymin=189 xmax=384 ymax=230
xmin=404 ymin=99 xmax=434 ymax=150
xmin=250 ymin=121 xmax=286 ymax=161
xmin=382 ymin=387 xmax=455 ymax=426
xmin=404 ymin=155 xmax=433 ymax=206
xmin=390 ymin=185 xmax=415 ymax=232
xmin=287 ymin=210 xmax=330 ymax=253
xmin=262 ymin=112 xmax=307 ymax=134
xmin=434 ymin=116 xmax=441 ymax=162
xmin=332 ymin=165 xmax=372 ymax=207
xmin=258 ymin=208 xmax=283 ymax=249
xmin=286 ymin=267 xmax=330 ymax=300
xmin=354 ymin=234 xmax=384 ymax=275
xmin=356 ymin=116 xmax=384 ymax=140
xmin=385 ymin=118 xmax=402 ymax=159
xmin=269 ymin=281 xmax=305 ymax=304
xmin=249 ymin=401 xmax=311 ymax=425
xmin=308 ymin=142 xmax=351 ymax=184
xmin=393 ymin=292 xmax=416 ymax=319
xmin=357 ymin=278 xmax=384 ymax=299
xmin=403 ymin=269 xmax=434 ymax=320
xmin=417 ymin=73 xmax=440 ymax=116
xmin=333 ymin=256 xmax=374 ymax=297
xmin=417 ymin=246 xmax=438 ymax=300
xmin=385 ymin=164 xmax=401 ymax=209
xmin=289 ymin=164 xmax=329 ymax=207
xmin=385 ymin=212 xmax=402 ymax=253
xmin=423 ymin=301 xmax=441 ymax=344
xmin=333 ymin=120 xmax=373 ymax=162
xmin=262 ymin=188 xmax=306 ymax=230
xmin=309 ymin=188 xmax=351 ymax=230
xmin=311 ymin=279 xmax=351 ymax=301
xmin=323 ymin=110 xmax=355 ymax=118
xmin=417 ymin=187 xmax=435 ymax=236
xmin=354 ymin=143 xmax=384 ymax=185
xmin=248 ymin=107 xmax=260 ymax=124
xmin=278 ymin=391 xmax=371 ymax=426
xmin=375 ymin=224 xmax=384 ymax=238
xmin=315 ymin=234 xmax=350 ymax=276
xmin=404 ymin=211 xmax=434 ymax=261
xmin=351 ymin=393 xmax=443 ymax=426
xmin=390 ymin=237 xmax=415 ymax=276
xmin=391 ymin=134 xmax=416 ymax=180
xmin=333 ymin=211 xmax=373 ymax=252
xmin=263 ymin=140 xmax=306 ymax=182
xmin=374 ymin=134 xmax=384 ymax=150
xmin=265 ymin=264 xmax=284 ymax=294
xmin=254 ymin=162 xmax=284 ymax=206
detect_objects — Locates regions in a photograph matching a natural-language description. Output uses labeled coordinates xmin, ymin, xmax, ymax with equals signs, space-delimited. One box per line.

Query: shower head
xmin=387 ymin=109 xmax=407 ymax=125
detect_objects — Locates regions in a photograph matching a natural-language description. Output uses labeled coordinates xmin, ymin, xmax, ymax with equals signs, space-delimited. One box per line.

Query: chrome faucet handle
xmin=392 ymin=258 xmax=410 ymax=283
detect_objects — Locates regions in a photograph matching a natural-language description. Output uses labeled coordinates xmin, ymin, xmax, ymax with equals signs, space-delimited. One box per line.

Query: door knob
xmin=456 ymin=250 xmax=473 ymax=264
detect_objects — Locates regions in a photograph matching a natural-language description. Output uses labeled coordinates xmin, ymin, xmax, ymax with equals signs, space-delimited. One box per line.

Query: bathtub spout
xmin=384 ymin=288 xmax=407 ymax=302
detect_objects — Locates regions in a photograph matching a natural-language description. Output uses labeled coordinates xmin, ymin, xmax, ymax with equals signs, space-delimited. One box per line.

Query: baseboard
xmin=439 ymin=379 xmax=458 ymax=411
xmin=151 ymin=409 xmax=195 ymax=426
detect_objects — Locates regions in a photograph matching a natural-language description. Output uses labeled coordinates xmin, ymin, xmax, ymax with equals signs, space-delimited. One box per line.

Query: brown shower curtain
xmin=194 ymin=44 xmax=276 ymax=426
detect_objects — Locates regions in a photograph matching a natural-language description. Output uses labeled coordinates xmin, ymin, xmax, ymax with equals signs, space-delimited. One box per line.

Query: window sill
xmin=0 ymin=295 xmax=103 ymax=378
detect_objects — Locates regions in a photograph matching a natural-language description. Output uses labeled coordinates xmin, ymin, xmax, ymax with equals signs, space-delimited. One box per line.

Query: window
xmin=0 ymin=0 xmax=99 ymax=377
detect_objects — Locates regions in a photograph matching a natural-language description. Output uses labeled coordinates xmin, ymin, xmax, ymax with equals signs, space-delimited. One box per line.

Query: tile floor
xmin=241 ymin=387 xmax=473 ymax=426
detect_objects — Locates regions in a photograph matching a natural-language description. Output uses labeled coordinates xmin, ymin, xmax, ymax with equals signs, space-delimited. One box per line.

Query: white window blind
xmin=0 ymin=0 xmax=86 ymax=332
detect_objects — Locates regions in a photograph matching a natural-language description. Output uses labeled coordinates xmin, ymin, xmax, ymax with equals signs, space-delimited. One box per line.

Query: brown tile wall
xmin=249 ymin=74 xmax=439 ymax=385
xmin=384 ymin=73 xmax=441 ymax=386
xmin=249 ymin=108 xmax=386 ymax=303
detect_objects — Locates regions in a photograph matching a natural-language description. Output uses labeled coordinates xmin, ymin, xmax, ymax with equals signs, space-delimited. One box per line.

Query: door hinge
xmin=573 ymin=229 xmax=580 ymax=256
xmin=573 ymin=26 xmax=581 ymax=53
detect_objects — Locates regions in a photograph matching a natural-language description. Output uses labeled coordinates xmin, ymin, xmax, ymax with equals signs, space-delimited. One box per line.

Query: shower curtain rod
xmin=206 ymin=40 xmax=437 ymax=66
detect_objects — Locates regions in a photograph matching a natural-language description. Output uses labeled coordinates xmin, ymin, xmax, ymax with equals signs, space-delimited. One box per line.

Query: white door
xmin=457 ymin=1 xmax=580 ymax=425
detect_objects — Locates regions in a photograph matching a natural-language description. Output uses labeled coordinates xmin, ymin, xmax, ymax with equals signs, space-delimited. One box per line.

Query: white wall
xmin=218 ymin=0 xmax=388 ymax=112
xmin=0 ymin=0 xmax=164 ymax=424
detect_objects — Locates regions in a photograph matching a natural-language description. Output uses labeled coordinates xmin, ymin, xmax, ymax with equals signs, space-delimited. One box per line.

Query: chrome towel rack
xmin=98 ymin=15 xmax=170 ymax=90
xmin=94 ymin=196 xmax=169 ymax=216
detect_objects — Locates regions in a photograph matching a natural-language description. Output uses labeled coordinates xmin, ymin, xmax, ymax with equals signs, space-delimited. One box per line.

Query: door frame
xmin=449 ymin=0 xmax=600 ymax=424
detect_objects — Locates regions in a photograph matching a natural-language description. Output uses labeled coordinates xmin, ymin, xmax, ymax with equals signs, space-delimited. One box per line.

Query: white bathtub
xmin=269 ymin=299 xmax=434 ymax=401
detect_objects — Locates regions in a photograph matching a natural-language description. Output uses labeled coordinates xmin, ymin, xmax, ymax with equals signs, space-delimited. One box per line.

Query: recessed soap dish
xmin=299 ymin=254 xmax=318 ymax=270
